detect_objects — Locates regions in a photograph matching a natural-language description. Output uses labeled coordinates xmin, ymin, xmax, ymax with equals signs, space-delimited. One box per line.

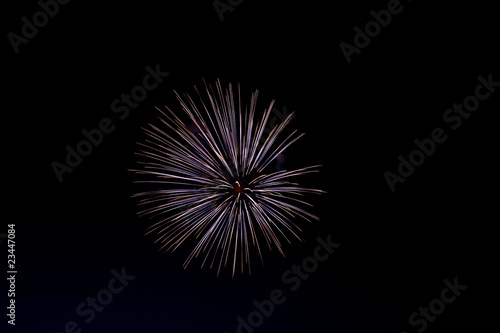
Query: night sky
xmin=4 ymin=0 xmax=499 ymax=332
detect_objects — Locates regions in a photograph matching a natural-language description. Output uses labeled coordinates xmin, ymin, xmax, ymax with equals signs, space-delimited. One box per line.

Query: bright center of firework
xmin=233 ymin=180 xmax=252 ymax=196
xmin=234 ymin=183 xmax=244 ymax=194
xmin=232 ymin=180 xmax=252 ymax=196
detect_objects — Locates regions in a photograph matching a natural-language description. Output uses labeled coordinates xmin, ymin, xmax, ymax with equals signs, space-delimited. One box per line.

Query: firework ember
xmin=131 ymin=79 xmax=325 ymax=276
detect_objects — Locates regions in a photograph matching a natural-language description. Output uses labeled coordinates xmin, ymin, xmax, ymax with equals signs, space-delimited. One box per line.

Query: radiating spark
xmin=130 ymin=79 xmax=325 ymax=276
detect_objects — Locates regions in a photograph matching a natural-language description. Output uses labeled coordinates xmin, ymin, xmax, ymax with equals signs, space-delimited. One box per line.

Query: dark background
xmin=4 ymin=0 xmax=498 ymax=332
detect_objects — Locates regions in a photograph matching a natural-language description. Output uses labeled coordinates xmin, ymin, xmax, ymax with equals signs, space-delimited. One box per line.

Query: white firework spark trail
xmin=130 ymin=79 xmax=325 ymax=276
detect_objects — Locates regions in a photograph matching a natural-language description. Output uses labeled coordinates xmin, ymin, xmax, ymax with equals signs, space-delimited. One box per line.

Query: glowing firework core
xmin=234 ymin=181 xmax=244 ymax=194
xmin=233 ymin=180 xmax=251 ymax=196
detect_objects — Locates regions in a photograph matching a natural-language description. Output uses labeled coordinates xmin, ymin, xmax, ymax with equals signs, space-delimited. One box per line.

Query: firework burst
xmin=131 ymin=79 xmax=324 ymax=276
